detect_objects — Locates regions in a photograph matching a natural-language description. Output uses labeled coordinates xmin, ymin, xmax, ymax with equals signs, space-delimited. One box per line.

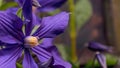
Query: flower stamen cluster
xmin=24 ymin=36 xmax=39 ymax=48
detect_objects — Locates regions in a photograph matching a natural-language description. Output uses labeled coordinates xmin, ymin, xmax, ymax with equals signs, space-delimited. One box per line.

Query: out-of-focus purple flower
xmin=96 ymin=52 xmax=107 ymax=68
xmin=87 ymin=42 xmax=112 ymax=52
xmin=86 ymin=42 xmax=110 ymax=68
xmin=0 ymin=11 xmax=71 ymax=68
xmin=15 ymin=0 xmax=67 ymax=12
xmin=37 ymin=0 xmax=67 ymax=12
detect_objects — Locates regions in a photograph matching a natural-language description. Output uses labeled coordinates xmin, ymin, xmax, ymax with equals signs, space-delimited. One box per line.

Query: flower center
xmin=24 ymin=36 xmax=39 ymax=47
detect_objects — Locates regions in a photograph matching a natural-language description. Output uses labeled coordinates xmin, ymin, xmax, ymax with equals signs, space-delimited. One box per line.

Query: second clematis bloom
xmin=15 ymin=0 xmax=67 ymax=12
xmin=0 ymin=11 xmax=71 ymax=68
xmin=86 ymin=42 xmax=113 ymax=68
xmin=88 ymin=42 xmax=112 ymax=52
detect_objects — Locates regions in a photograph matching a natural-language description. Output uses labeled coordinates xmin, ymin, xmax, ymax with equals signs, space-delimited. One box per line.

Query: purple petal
xmin=15 ymin=0 xmax=40 ymax=7
xmin=38 ymin=0 xmax=67 ymax=12
xmin=22 ymin=0 xmax=33 ymax=36
xmin=0 ymin=45 xmax=22 ymax=68
xmin=32 ymin=45 xmax=52 ymax=63
xmin=15 ymin=0 xmax=66 ymax=12
xmin=40 ymin=57 xmax=66 ymax=68
xmin=46 ymin=46 xmax=72 ymax=68
xmin=16 ymin=0 xmax=41 ymax=35
xmin=6 ymin=8 xmax=18 ymax=14
xmin=34 ymin=38 xmax=72 ymax=68
xmin=32 ymin=13 xmax=41 ymax=26
xmin=15 ymin=0 xmax=23 ymax=6
xmin=33 ymin=12 xmax=69 ymax=39
xmin=26 ymin=13 xmax=41 ymax=35
xmin=40 ymin=38 xmax=54 ymax=48
xmin=40 ymin=57 xmax=54 ymax=67
xmin=23 ymin=49 xmax=38 ymax=68
xmin=96 ymin=53 xmax=107 ymax=68
xmin=0 ymin=11 xmax=24 ymax=44
xmin=88 ymin=42 xmax=111 ymax=52
xmin=21 ymin=0 xmax=40 ymax=35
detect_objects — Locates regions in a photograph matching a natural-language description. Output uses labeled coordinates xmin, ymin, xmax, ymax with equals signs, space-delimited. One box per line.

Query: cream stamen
xmin=24 ymin=36 xmax=39 ymax=47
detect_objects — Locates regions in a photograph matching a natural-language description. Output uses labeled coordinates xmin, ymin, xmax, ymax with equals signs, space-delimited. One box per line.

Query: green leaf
xmin=106 ymin=54 xmax=117 ymax=66
xmin=56 ymin=44 xmax=80 ymax=68
xmin=0 ymin=2 xmax=18 ymax=10
xmin=17 ymin=8 xmax=25 ymax=21
xmin=85 ymin=59 xmax=100 ymax=68
xmin=75 ymin=0 xmax=92 ymax=30
xmin=85 ymin=54 xmax=117 ymax=68
xmin=56 ymin=44 xmax=68 ymax=60
xmin=0 ymin=0 xmax=3 ymax=7
xmin=69 ymin=60 xmax=80 ymax=68
xmin=16 ymin=63 xmax=22 ymax=68
xmin=17 ymin=8 xmax=23 ymax=18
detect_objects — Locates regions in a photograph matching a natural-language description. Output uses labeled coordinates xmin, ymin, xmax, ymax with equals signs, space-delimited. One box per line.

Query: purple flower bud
xmin=87 ymin=42 xmax=112 ymax=52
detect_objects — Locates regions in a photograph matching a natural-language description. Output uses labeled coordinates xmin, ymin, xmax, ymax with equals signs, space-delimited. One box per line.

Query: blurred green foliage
xmin=16 ymin=63 xmax=22 ymax=68
xmin=56 ymin=44 xmax=68 ymax=60
xmin=17 ymin=8 xmax=22 ymax=18
xmin=85 ymin=54 xmax=117 ymax=68
xmin=0 ymin=2 xmax=17 ymax=10
xmin=75 ymin=0 xmax=92 ymax=30
xmin=0 ymin=0 xmax=3 ymax=7
xmin=57 ymin=44 xmax=80 ymax=68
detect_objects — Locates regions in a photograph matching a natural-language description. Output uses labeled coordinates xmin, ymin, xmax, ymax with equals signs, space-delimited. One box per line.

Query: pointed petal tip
xmin=32 ymin=0 xmax=41 ymax=7
xmin=33 ymin=11 xmax=69 ymax=38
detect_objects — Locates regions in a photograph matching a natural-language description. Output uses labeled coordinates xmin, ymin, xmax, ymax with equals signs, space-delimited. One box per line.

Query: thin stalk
xmin=68 ymin=0 xmax=77 ymax=62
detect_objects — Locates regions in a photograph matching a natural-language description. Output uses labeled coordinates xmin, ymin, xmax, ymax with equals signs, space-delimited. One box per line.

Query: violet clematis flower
xmin=15 ymin=0 xmax=67 ymax=12
xmin=0 ymin=11 xmax=71 ymax=68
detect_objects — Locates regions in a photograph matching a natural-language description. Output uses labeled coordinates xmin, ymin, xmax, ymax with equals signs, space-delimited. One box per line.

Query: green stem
xmin=68 ymin=0 xmax=77 ymax=62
